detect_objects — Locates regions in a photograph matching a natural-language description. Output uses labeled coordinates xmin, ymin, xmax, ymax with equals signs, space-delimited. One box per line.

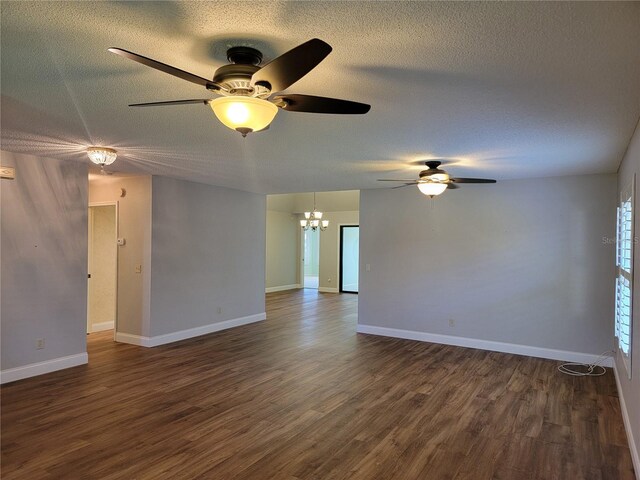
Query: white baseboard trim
xmin=0 ymin=353 xmax=88 ymax=385
xmin=356 ymin=324 xmax=614 ymax=367
xmin=116 ymin=312 xmax=267 ymax=348
xmin=90 ymin=321 xmax=114 ymax=332
xmin=613 ymin=361 xmax=640 ymax=479
xmin=265 ymin=284 xmax=301 ymax=293
xmin=115 ymin=332 xmax=153 ymax=347
xmin=318 ymin=287 xmax=339 ymax=293
xmin=149 ymin=313 xmax=266 ymax=347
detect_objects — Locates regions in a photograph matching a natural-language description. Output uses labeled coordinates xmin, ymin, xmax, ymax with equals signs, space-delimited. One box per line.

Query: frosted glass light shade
xmin=314 ymin=211 xmax=323 ymax=219
xmin=321 ymin=220 xmax=329 ymax=228
xmin=304 ymin=212 xmax=311 ymax=219
xmin=300 ymin=220 xmax=307 ymax=227
xmin=417 ymin=182 xmax=448 ymax=196
xmin=87 ymin=147 xmax=117 ymax=166
xmin=210 ymin=97 xmax=278 ymax=134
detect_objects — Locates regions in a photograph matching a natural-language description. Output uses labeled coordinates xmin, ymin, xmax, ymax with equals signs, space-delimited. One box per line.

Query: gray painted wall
xmin=1 ymin=151 xmax=87 ymax=370
xmin=616 ymin=118 xmax=640 ymax=465
xmin=359 ymin=174 xmax=616 ymax=355
xmin=150 ymin=176 xmax=266 ymax=337
xmin=266 ymin=210 xmax=299 ymax=289
xmin=89 ymin=176 xmax=152 ymax=337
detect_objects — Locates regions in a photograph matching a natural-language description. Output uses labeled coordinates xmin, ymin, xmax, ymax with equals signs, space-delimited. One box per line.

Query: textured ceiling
xmin=1 ymin=1 xmax=639 ymax=194
xmin=267 ymin=190 xmax=359 ymax=213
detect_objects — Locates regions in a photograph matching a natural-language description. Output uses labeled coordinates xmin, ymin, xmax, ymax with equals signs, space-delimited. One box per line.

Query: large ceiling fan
xmin=378 ymin=161 xmax=496 ymax=197
xmin=108 ymin=39 xmax=370 ymax=136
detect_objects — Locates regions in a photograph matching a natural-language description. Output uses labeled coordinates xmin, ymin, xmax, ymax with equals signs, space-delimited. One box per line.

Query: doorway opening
xmin=303 ymin=227 xmax=320 ymax=289
xmin=340 ymin=225 xmax=359 ymax=293
xmin=87 ymin=203 xmax=118 ymax=336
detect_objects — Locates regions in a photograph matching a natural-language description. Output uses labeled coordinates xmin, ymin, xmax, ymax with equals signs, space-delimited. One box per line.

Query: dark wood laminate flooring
xmin=1 ymin=290 xmax=635 ymax=479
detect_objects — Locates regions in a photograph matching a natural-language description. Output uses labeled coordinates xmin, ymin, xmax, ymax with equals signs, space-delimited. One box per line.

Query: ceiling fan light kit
xmin=417 ymin=182 xmax=448 ymax=197
xmin=210 ymin=97 xmax=278 ymax=137
xmin=109 ymin=38 xmax=370 ymax=137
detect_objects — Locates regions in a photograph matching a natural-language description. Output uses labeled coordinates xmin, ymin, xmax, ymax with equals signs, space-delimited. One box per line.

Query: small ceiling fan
xmin=378 ymin=161 xmax=496 ymax=197
xmin=108 ymin=38 xmax=370 ymax=136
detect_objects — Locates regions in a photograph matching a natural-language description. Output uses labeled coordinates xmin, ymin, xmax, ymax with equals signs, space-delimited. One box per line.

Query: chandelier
xmin=300 ymin=193 xmax=329 ymax=231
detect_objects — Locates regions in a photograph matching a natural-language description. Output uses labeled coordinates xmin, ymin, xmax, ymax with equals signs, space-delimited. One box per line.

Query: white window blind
xmin=615 ymin=178 xmax=634 ymax=378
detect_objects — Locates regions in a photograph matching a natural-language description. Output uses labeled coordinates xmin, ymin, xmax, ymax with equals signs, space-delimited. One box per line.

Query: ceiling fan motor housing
xmin=211 ymin=47 xmax=271 ymax=97
xmin=226 ymin=46 xmax=263 ymax=66
xmin=419 ymin=168 xmax=448 ymax=178
xmin=419 ymin=161 xmax=450 ymax=182
xmin=212 ymin=64 xmax=270 ymax=97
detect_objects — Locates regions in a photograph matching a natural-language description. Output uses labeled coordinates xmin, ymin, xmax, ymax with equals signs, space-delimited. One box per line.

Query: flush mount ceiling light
xmin=87 ymin=147 xmax=117 ymax=166
xmin=378 ymin=161 xmax=497 ymax=198
xmin=300 ymin=193 xmax=329 ymax=232
xmin=109 ymin=39 xmax=370 ymax=137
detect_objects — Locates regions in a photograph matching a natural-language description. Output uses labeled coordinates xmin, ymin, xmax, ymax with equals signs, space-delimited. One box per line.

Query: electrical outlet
xmin=217 ymin=307 xmax=223 ymax=314
xmin=134 ymin=264 xmax=142 ymax=274
xmin=328 ymin=278 xmax=331 ymax=283
xmin=36 ymin=338 xmax=45 ymax=349
xmin=366 ymin=264 xmax=371 ymax=272
xmin=448 ymin=319 xmax=455 ymax=328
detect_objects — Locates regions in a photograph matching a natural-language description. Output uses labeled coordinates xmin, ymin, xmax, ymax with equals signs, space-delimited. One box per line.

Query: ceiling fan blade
xmin=274 ymin=94 xmax=370 ymax=114
xmin=446 ymin=183 xmax=459 ymax=189
xmin=129 ymin=99 xmax=211 ymax=107
xmin=391 ymin=183 xmax=418 ymax=189
xmin=251 ymin=39 xmax=332 ymax=92
xmin=377 ymin=179 xmax=418 ymax=182
xmin=108 ymin=48 xmax=218 ymax=89
xmin=450 ymin=178 xmax=497 ymax=183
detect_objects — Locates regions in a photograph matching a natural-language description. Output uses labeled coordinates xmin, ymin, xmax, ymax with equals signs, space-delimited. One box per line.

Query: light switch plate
xmin=0 ymin=166 xmax=15 ymax=180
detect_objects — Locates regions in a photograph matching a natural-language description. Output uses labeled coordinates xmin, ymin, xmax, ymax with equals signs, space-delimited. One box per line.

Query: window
xmin=615 ymin=178 xmax=634 ymax=378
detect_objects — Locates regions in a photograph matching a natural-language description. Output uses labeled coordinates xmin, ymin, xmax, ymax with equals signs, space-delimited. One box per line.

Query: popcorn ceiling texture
xmin=1 ymin=1 xmax=639 ymax=193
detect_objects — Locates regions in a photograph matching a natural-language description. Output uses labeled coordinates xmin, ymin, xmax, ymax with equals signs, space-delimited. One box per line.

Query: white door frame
xmin=299 ymin=224 xmax=320 ymax=289
xmin=298 ymin=220 xmax=305 ymax=287
xmin=87 ymin=201 xmax=119 ymax=341
xmin=336 ymin=223 xmax=359 ymax=293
